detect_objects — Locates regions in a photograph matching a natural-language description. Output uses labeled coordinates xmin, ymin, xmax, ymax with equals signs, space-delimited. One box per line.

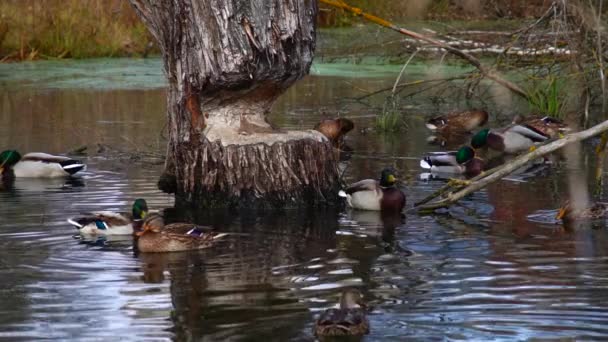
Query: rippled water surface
xmin=2 ymin=58 xmax=608 ymax=341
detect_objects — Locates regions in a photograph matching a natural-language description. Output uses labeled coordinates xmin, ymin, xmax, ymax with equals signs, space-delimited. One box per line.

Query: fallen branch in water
xmin=319 ymin=0 xmax=529 ymax=100
xmin=413 ymin=119 xmax=608 ymax=211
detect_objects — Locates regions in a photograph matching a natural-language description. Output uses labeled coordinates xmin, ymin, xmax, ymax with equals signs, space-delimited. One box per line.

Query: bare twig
xmin=356 ymin=76 xmax=468 ymax=100
xmin=509 ymin=2 xmax=558 ymax=37
xmin=319 ymin=0 xmax=530 ymax=100
xmin=391 ymin=48 xmax=419 ymax=95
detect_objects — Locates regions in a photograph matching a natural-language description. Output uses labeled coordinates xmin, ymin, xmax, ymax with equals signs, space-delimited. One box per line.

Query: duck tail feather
xmin=67 ymin=218 xmax=84 ymax=228
xmin=420 ymin=158 xmax=432 ymax=169
xmin=60 ymin=160 xmax=86 ymax=175
xmin=213 ymin=233 xmax=229 ymax=240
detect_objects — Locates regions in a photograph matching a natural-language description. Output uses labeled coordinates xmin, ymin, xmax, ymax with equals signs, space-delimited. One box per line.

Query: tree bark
xmin=129 ymin=0 xmax=339 ymax=208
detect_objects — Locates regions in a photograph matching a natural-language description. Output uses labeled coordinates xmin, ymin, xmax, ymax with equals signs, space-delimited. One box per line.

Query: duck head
xmin=471 ymin=128 xmax=490 ymax=149
xmin=379 ymin=168 xmax=397 ymax=187
xmin=132 ymin=199 xmax=149 ymax=220
xmin=456 ymin=146 xmax=476 ymax=164
xmin=0 ymin=150 xmax=22 ymax=174
xmin=136 ymin=213 xmax=164 ymax=237
xmin=339 ymin=288 xmax=365 ymax=309
xmin=555 ymin=200 xmax=587 ymax=222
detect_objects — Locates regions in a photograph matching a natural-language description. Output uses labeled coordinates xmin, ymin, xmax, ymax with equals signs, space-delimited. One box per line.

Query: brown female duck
xmin=556 ymin=200 xmax=608 ymax=225
xmin=426 ymin=109 xmax=489 ymax=133
xmin=512 ymin=114 xmax=570 ymax=138
xmin=314 ymin=289 xmax=369 ymax=338
xmin=135 ymin=213 xmax=228 ymax=253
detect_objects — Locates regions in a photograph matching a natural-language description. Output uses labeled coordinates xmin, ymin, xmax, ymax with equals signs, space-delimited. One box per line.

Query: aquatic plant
xmin=526 ymin=77 xmax=567 ymax=119
xmin=375 ymin=96 xmax=405 ymax=132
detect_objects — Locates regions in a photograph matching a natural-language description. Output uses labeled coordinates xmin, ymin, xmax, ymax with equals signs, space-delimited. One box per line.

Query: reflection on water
xmin=1 ymin=58 xmax=608 ymax=340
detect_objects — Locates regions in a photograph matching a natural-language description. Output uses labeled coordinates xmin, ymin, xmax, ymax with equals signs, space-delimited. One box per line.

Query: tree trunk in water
xmin=129 ymin=0 xmax=339 ymax=208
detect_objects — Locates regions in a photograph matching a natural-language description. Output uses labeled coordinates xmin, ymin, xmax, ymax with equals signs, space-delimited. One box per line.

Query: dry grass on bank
xmin=0 ymin=0 xmax=157 ymax=61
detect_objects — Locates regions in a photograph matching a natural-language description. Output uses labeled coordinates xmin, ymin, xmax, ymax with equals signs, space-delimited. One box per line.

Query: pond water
xmin=2 ymin=58 xmax=608 ymax=341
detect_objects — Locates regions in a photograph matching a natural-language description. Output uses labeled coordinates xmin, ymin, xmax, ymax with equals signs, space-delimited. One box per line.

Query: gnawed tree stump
xmin=129 ymin=0 xmax=340 ymax=208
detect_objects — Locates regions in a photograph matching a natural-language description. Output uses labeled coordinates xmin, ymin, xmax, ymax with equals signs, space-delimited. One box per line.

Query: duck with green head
xmin=68 ymin=199 xmax=149 ymax=235
xmin=420 ymin=146 xmax=484 ymax=177
xmin=0 ymin=150 xmax=85 ymax=178
xmin=135 ymin=213 xmax=229 ymax=253
xmin=338 ymin=168 xmax=406 ymax=212
xmin=471 ymin=124 xmax=549 ymax=154
xmin=314 ymin=288 xmax=369 ymax=338
xmin=0 ymin=150 xmax=21 ymax=176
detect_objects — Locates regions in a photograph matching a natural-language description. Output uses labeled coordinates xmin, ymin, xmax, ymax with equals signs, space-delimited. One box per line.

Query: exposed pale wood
xmin=129 ymin=0 xmax=339 ymax=208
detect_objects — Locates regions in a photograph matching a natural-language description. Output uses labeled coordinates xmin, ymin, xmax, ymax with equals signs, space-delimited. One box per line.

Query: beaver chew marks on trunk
xmin=129 ymin=0 xmax=340 ymax=208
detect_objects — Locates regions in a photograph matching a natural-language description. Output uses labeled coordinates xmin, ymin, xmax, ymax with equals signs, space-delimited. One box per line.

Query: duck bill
xmin=135 ymin=225 xmax=150 ymax=237
xmin=556 ymin=207 xmax=567 ymax=220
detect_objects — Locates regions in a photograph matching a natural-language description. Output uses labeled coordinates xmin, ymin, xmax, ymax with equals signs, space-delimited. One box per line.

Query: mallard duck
xmin=315 ymin=118 xmax=354 ymax=147
xmin=426 ymin=109 xmax=489 ymax=133
xmin=67 ymin=199 xmax=149 ymax=235
xmin=314 ymin=289 xmax=369 ymax=338
xmin=470 ymin=125 xmax=549 ymax=154
xmin=0 ymin=150 xmax=85 ymax=178
xmin=426 ymin=130 xmax=471 ymax=148
xmin=420 ymin=146 xmax=484 ymax=176
xmin=338 ymin=168 xmax=406 ymax=212
xmin=135 ymin=213 xmax=228 ymax=253
xmin=512 ymin=114 xmax=570 ymax=138
xmin=556 ymin=200 xmax=608 ymax=225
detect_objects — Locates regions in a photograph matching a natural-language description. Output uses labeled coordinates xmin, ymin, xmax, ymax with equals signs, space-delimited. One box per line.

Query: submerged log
xmin=129 ymin=0 xmax=340 ymax=208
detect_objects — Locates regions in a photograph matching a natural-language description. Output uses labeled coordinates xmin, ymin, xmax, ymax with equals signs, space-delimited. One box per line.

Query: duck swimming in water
xmin=471 ymin=125 xmax=549 ymax=154
xmin=135 ymin=213 xmax=229 ymax=253
xmin=420 ymin=146 xmax=484 ymax=177
xmin=67 ymin=199 xmax=149 ymax=236
xmin=556 ymin=200 xmax=608 ymax=225
xmin=339 ymin=168 xmax=406 ymax=212
xmin=426 ymin=109 xmax=489 ymax=133
xmin=512 ymin=114 xmax=570 ymax=138
xmin=0 ymin=150 xmax=85 ymax=178
xmin=314 ymin=289 xmax=369 ymax=338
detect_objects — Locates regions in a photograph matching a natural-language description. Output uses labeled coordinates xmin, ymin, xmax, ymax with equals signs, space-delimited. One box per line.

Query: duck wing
xmin=68 ymin=211 xmax=131 ymax=228
xmin=507 ymin=124 xmax=549 ymax=142
xmin=344 ymin=179 xmax=378 ymax=194
xmin=163 ymin=223 xmax=227 ymax=240
xmin=22 ymin=153 xmax=85 ymax=175
xmin=540 ymin=116 xmax=571 ymax=132
xmin=316 ymin=308 xmax=369 ymax=336
xmin=420 ymin=151 xmax=458 ymax=169
xmin=425 ymin=116 xmax=447 ymax=130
